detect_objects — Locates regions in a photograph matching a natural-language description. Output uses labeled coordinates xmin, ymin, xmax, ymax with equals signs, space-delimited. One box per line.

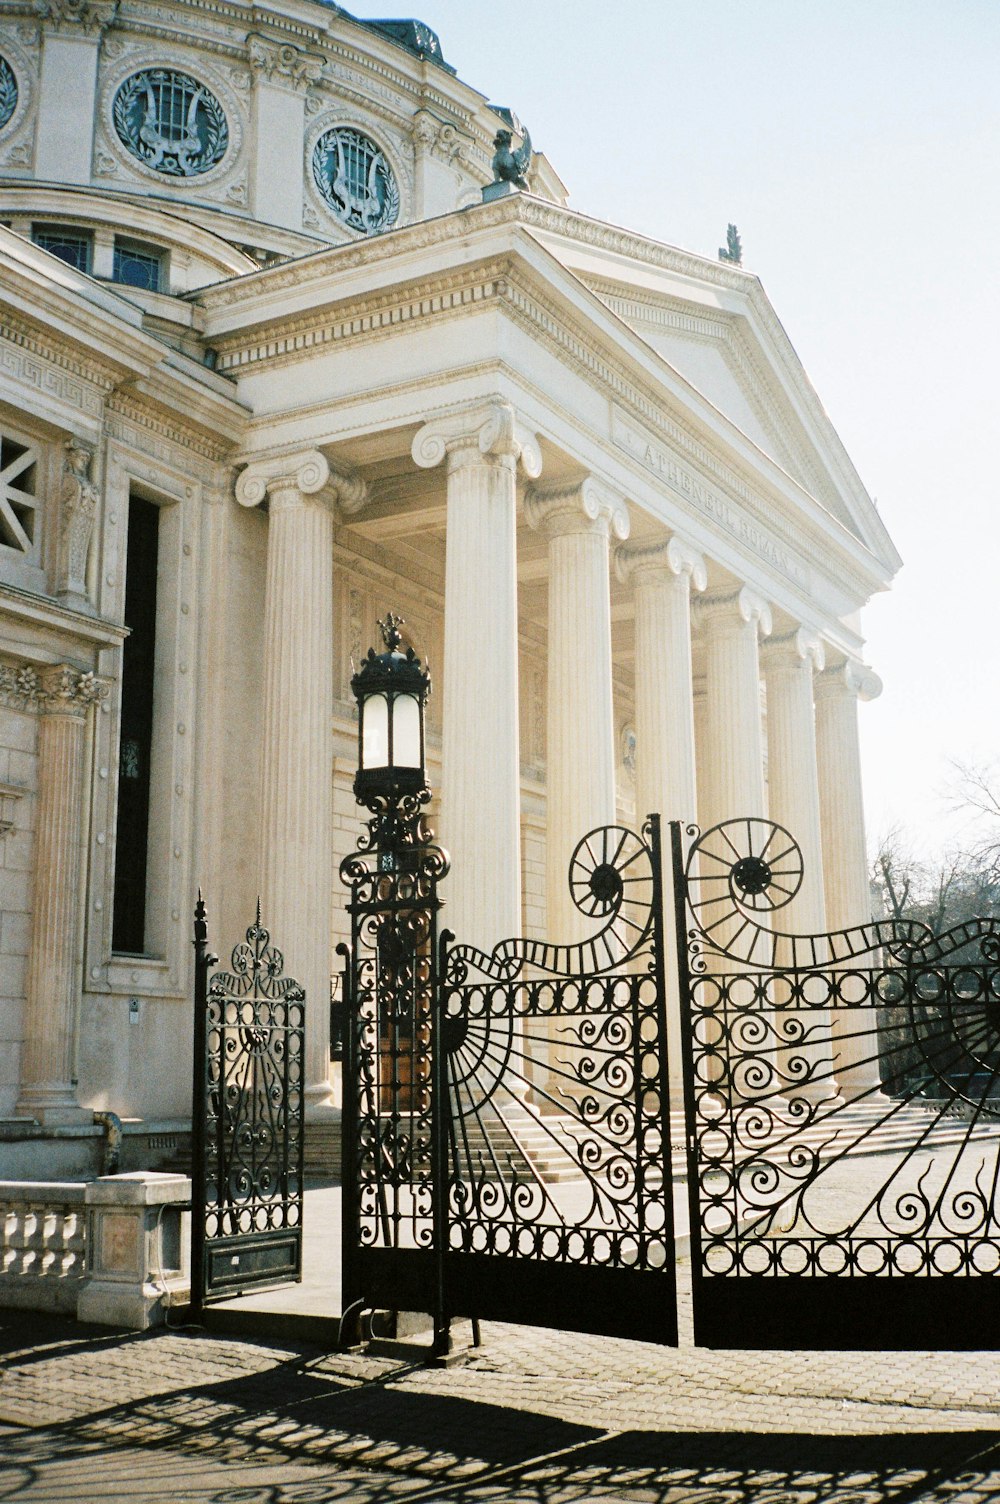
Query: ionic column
xmin=17 ymin=665 xmax=107 ymax=1124
xmin=616 ymin=535 xmax=707 ymax=829
xmin=696 ymin=587 xmax=771 ymax=831
xmin=236 ymin=452 xmax=363 ymax=1110
xmin=762 ymin=629 xmax=838 ymax=1103
xmin=761 ymin=629 xmax=828 ymax=935
xmin=525 ymin=479 xmax=629 ymax=943
xmin=615 ymin=535 xmax=706 ymax=1105
xmin=412 ymin=401 xmax=541 ymax=951
xmin=815 ymin=660 xmax=884 ymax=1096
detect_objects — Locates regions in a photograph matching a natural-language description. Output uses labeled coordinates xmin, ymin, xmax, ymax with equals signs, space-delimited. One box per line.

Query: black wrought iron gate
xmin=671 ymin=816 xmax=1000 ymax=1351
xmin=190 ymin=898 xmax=305 ymax=1314
xmin=340 ymin=816 xmax=678 ymax=1350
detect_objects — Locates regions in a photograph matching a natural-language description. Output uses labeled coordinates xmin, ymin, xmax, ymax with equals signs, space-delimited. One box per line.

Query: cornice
xmin=0 ymin=308 xmax=122 ymax=393
xmin=0 ymin=581 xmax=127 ymax=646
xmin=105 ymin=390 xmax=234 ymax=463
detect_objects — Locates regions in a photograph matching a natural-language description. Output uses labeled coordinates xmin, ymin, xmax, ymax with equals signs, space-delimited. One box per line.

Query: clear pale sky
xmin=347 ymin=0 xmax=999 ymax=860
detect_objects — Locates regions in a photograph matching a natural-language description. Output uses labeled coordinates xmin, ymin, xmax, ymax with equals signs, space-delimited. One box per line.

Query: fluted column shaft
xmin=697 ymin=588 xmax=771 ymax=831
xmin=527 ymin=480 xmax=628 ymax=942
xmin=616 ymin=536 xmax=705 ymax=1103
xmin=17 ymin=667 xmax=104 ymax=1124
xmin=762 ymin=629 xmax=839 ymax=1103
xmin=617 ymin=536 xmax=706 ymax=829
xmin=413 ymin=402 xmax=541 ymax=951
xmin=761 ymin=630 xmax=827 ymax=935
xmin=816 ymin=661 xmax=883 ymax=1094
xmin=238 ymin=452 xmax=335 ymax=1107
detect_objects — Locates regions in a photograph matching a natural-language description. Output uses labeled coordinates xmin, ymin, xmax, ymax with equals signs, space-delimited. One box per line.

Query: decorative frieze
xmin=35 ymin=0 xmax=118 ymax=33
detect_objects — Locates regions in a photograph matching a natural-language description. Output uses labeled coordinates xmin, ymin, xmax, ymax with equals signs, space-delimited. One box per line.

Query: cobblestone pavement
xmin=5 ymin=1310 xmax=1000 ymax=1502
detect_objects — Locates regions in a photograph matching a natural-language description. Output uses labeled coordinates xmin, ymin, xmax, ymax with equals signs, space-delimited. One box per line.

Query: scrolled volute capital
xmin=762 ymin=627 xmax=825 ymax=675
xmin=525 ymin=477 xmax=629 ymax=542
xmin=411 ymin=400 xmax=542 ymax=479
xmin=235 ymin=451 xmax=332 ymax=511
xmin=815 ymin=659 xmax=883 ymax=704
xmin=615 ymin=533 xmax=707 ymax=590
xmin=696 ymin=586 xmax=772 ymax=638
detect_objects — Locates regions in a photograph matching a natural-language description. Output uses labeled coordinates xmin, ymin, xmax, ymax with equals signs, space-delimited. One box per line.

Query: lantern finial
xmin=377 ymin=612 xmax=405 ymax=652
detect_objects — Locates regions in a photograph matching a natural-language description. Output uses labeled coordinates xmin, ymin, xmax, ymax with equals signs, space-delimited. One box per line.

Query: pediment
xmin=581 ymin=274 xmax=865 ymax=532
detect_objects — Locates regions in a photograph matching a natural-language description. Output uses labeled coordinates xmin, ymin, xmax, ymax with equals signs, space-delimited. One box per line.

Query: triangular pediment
xmin=520 ymin=212 xmax=896 ymax=566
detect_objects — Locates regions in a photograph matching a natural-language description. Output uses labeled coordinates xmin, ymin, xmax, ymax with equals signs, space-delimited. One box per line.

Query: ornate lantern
xmin=351 ymin=612 xmax=430 ymax=815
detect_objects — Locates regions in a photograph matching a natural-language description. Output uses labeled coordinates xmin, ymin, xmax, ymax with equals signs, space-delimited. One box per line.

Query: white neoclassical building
xmin=0 ymin=0 xmax=899 ymax=1173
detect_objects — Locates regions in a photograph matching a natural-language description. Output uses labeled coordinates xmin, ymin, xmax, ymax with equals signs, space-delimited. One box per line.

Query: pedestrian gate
xmin=190 ymin=898 xmax=305 ymax=1314
xmin=340 ymin=817 xmax=677 ymax=1351
xmin=672 ymin=816 xmax=1000 ymax=1351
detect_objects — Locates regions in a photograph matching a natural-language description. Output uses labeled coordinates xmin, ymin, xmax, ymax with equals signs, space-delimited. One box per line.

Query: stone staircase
xmin=450 ymin=1101 xmax=585 ymax=1184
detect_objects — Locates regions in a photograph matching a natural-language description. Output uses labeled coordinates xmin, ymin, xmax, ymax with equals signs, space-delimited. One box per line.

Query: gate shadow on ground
xmin=4 ymin=1319 xmax=1000 ymax=1503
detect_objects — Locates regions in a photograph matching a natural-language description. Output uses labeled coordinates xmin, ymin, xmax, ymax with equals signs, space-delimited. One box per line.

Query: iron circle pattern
xmin=311 ymin=126 xmax=400 ymax=234
xmin=113 ymin=68 xmax=229 ymax=177
xmin=0 ymin=57 xmax=16 ymax=131
xmin=688 ymin=816 xmax=804 ymax=917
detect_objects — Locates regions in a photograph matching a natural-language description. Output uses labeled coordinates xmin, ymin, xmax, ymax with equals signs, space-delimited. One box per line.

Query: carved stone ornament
xmin=0 ymin=56 xmax=17 ymax=131
xmin=413 ymin=110 xmax=469 ymax=165
xmin=0 ymin=660 xmax=108 ymax=713
xmin=247 ymin=35 xmax=324 ymax=92
xmin=112 ymin=67 xmax=229 ymax=177
xmin=57 ymin=438 xmax=98 ymax=602
xmin=35 ymin=0 xmax=118 ymax=31
xmin=311 ymin=126 xmax=399 ymax=235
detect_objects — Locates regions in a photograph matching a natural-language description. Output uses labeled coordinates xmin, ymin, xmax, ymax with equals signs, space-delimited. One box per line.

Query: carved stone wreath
xmin=311 ymin=125 xmax=399 ymax=235
xmin=112 ymin=67 xmax=229 ymax=177
xmin=0 ymin=57 xmax=17 ymax=132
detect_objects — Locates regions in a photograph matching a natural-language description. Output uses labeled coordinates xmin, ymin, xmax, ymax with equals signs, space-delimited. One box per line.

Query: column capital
xmin=815 ymin=659 xmax=883 ymax=704
xmin=525 ymin=477 xmax=629 ymax=542
xmin=236 ymin=453 xmax=367 ymax=516
xmin=696 ymin=585 xmax=772 ymax=638
xmin=411 ymin=399 xmax=542 ymax=479
xmin=615 ymin=533 xmax=707 ymax=589
xmin=761 ymin=627 xmax=825 ymax=675
xmin=0 ymin=660 xmax=108 ymax=715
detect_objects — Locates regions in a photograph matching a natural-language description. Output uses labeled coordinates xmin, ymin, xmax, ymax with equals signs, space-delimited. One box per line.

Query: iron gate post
xmin=189 ymin=892 xmax=217 ymax=1321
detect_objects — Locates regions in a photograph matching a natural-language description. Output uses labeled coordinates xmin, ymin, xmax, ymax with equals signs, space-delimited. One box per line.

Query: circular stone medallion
xmin=0 ymin=57 xmax=17 ymax=131
xmin=311 ymin=126 xmax=400 ymax=234
xmin=113 ymin=68 xmax=229 ymax=177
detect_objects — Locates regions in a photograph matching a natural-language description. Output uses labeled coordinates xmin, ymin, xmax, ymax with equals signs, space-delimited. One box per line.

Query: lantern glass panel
xmin=361 ymin=693 xmax=389 ymax=768
xmin=393 ymin=693 xmax=421 ymax=767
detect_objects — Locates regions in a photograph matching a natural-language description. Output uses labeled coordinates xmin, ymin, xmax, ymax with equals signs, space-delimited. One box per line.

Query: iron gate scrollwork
xmin=340 ymin=815 xmax=678 ymax=1349
xmin=672 ymin=817 xmax=1000 ymax=1351
xmin=190 ymin=897 xmax=305 ymax=1313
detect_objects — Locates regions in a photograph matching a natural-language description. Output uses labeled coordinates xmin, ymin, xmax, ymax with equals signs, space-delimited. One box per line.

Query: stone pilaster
xmin=815 ymin=660 xmax=884 ymax=1095
xmin=696 ymin=587 xmax=771 ymax=831
xmin=525 ymin=478 xmax=629 ymax=944
xmin=247 ymin=34 xmax=323 ymax=230
xmin=616 ymin=534 xmax=706 ymax=830
xmin=17 ymin=664 xmax=107 ymax=1124
xmin=236 ymin=451 xmax=360 ymax=1110
xmin=412 ymin=401 xmax=540 ymax=951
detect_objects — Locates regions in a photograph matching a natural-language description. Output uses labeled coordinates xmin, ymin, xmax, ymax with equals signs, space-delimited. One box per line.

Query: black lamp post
xmin=350 ymin=612 xmax=431 ymax=856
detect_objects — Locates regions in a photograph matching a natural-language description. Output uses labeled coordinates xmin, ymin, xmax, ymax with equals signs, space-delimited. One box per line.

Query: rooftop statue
xmin=718 ymin=223 xmax=743 ymax=265
xmin=491 ymin=127 xmax=532 ymax=190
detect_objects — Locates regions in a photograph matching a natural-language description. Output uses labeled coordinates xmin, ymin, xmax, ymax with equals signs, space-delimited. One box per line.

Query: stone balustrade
xmin=0 ymin=1172 xmax=191 ymax=1327
xmin=1 ymin=1181 xmax=87 ymax=1313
